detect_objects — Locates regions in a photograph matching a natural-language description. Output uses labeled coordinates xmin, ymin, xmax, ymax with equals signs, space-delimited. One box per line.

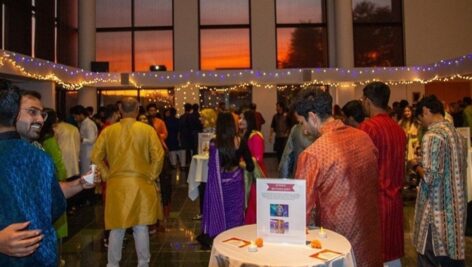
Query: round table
xmin=209 ymin=224 xmax=355 ymax=267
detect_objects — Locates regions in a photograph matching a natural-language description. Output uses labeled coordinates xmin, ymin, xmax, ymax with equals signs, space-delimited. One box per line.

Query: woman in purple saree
xmin=202 ymin=112 xmax=254 ymax=238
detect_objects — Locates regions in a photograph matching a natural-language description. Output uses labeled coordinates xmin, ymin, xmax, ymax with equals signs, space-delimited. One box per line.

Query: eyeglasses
xmin=23 ymin=108 xmax=48 ymax=120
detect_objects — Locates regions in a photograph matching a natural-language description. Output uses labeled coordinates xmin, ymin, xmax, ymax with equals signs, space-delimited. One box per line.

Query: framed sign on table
xmin=198 ymin=132 xmax=215 ymax=155
xmin=256 ymin=178 xmax=306 ymax=245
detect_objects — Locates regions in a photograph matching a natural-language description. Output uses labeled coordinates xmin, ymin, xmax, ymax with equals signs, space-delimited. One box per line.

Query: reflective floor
xmin=61 ymin=157 xmax=472 ymax=266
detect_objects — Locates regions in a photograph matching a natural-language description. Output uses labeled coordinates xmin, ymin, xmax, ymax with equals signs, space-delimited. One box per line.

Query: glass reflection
xmin=96 ymin=32 xmax=132 ymax=72
xmin=135 ymin=31 xmax=173 ymax=71
xmin=135 ymin=0 xmax=172 ymax=26
xmin=354 ymin=26 xmax=403 ymax=67
xmin=276 ymin=0 xmax=324 ymax=24
xmin=96 ymin=0 xmax=131 ymax=27
xmin=352 ymin=0 xmax=402 ymax=23
xmin=277 ymin=27 xmax=327 ymax=68
xmin=200 ymin=0 xmax=249 ymax=25
xmin=200 ymin=29 xmax=250 ymax=70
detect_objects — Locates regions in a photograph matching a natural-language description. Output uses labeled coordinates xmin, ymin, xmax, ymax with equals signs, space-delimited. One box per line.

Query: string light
xmin=0 ymin=50 xmax=471 ymax=92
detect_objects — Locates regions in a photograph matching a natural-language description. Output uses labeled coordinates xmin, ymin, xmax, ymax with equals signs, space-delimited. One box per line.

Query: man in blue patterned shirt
xmin=412 ymin=95 xmax=467 ymax=267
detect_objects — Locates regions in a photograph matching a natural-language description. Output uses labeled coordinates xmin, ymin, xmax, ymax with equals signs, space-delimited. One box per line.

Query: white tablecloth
xmin=209 ymin=224 xmax=355 ymax=267
xmin=187 ymin=154 xmax=209 ymax=201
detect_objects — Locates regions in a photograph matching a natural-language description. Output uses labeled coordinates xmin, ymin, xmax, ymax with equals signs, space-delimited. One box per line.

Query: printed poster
xmin=198 ymin=133 xmax=215 ymax=155
xmin=257 ymin=178 xmax=306 ymax=245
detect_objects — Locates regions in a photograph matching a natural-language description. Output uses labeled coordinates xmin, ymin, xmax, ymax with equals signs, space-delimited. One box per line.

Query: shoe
xmin=192 ymin=214 xmax=202 ymax=220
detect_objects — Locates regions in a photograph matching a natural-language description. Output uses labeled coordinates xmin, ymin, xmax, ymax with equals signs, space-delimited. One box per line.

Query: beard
xmin=16 ymin=120 xmax=42 ymax=141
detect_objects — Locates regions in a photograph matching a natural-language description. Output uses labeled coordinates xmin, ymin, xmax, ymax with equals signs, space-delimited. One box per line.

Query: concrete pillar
xmin=251 ymin=0 xmax=276 ymax=70
xmin=78 ymin=0 xmax=97 ymax=110
xmin=330 ymin=0 xmax=355 ymax=104
xmin=173 ymin=0 xmax=199 ymax=71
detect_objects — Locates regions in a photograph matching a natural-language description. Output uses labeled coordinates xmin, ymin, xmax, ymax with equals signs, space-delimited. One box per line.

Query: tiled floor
xmin=62 ymin=157 xmax=472 ymax=266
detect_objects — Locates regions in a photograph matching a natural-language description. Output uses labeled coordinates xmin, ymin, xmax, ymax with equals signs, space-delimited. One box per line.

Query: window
xmin=97 ymin=88 xmax=174 ymax=110
xmin=199 ymin=0 xmax=251 ymax=70
xmin=199 ymin=85 xmax=252 ymax=111
xmin=352 ymin=0 xmax=404 ymax=67
xmin=277 ymin=84 xmax=328 ymax=108
xmin=276 ymin=0 xmax=328 ymax=69
xmin=96 ymin=0 xmax=173 ymax=72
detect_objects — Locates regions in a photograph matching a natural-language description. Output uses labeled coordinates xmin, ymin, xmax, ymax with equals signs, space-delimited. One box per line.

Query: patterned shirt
xmin=413 ymin=120 xmax=467 ymax=260
xmin=295 ymin=119 xmax=382 ymax=267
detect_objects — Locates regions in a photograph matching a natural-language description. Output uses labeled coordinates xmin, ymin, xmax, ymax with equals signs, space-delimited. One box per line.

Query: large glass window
xmin=353 ymin=0 xmax=404 ymax=67
xmin=199 ymin=0 xmax=251 ymax=70
xmin=98 ymin=88 xmax=174 ymax=110
xmin=276 ymin=0 xmax=328 ymax=69
xmin=96 ymin=0 xmax=173 ymax=72
xmin=199 ymin=85 xmax=252 ymax=111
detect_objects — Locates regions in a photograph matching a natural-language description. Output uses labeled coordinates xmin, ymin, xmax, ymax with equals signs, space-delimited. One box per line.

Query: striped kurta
xmin=295 ymin=119 xmax=382 ymax=267
xmin=413 ymin=120 xmax=467 ymax=260
xmin=360 ymin=113 xmax=406 ymax=262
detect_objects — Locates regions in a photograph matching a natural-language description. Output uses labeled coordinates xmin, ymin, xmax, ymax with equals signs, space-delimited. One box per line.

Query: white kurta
xmin=54 ymin=122 xmax=81 ymax=177
xmin=79 ymin=117 xmax=98 ymax=174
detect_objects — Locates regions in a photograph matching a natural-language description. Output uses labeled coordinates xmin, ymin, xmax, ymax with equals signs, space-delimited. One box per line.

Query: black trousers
xmin=417 ymin=225 xmax=465 ymax=267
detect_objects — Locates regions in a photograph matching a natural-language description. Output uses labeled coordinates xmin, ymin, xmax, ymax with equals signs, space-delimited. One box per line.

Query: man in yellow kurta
xmin=91 ymin=97 xmax=164 ymax=267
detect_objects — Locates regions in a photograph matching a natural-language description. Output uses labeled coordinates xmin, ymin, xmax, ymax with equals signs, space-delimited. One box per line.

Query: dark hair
xmin=215 ymin=111 xmax=238 ymax=171
xmin=146 ymin=103 xmax=157 ymax=112
xmin=86 ymin=106 xmax=94 ymax=116
xmin=0 ymin=86 xmax=21 ymax=127
xmin=342 ymin=100 xmax=366 ymax=123
xmin=184 ymin=103 xmax=192 ymax=112
xmin=242 ymin=110 xmax=257 ymax=142
xmin=363 ymin=82 xmax=390 ymax=109
xmin=276 ymin=101 xmax=287 ymax=112
xmin=169 ymin=107 xmax=177 ymax=117
xmin=414 ymin=95 xmax=445 ymax=117
xmin=250 ymin=103 xmax=257 ymax=110
xmin=192 ymin=103 xmax=199 ymax=112
xmin=103 ymin=104 xmax=119 ymax=120
xmin=463 ymin=97 xmax=472 ymax=106
xmin=294 ymin=88 xmax=332 ymax=121
xmin=70 ymin=105 xmax=88 ymax=116
xmin=39 ymin=108 xmax=57 ymax=142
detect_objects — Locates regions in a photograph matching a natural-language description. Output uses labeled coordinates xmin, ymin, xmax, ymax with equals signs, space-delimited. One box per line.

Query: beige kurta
xmin=54 ymin=121 xmax=81 ymax=178
xmin=91 ymin=118 xmax=164 ymax=229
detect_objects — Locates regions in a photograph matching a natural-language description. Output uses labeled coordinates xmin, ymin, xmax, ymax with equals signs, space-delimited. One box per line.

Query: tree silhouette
xmin=280 ymin=23 xmax=327 ymax=68
xmin=353 ymin=1 xmax=403 ymax=67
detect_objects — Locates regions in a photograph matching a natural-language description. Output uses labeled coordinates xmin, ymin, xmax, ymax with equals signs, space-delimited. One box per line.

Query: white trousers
xmin=107 ymin=225 xmax=150 ymax=267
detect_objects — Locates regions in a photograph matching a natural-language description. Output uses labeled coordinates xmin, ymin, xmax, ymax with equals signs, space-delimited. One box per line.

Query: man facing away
xmin=360 ymin=82 xmax=406 ymax=267
xmin=412 ymin=95 xmax=467 ymax=267
xmin=70 ymin=105 xmax=98 ymax=174
xmin=92 ymin=97 xmax=164 ymax=267
xmin=294 ymin=89 xmax=382 ymax=267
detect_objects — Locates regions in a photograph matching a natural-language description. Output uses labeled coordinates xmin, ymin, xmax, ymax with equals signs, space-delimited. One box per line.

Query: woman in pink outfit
xmin=239 ymin=110 xmax=266 ymax=224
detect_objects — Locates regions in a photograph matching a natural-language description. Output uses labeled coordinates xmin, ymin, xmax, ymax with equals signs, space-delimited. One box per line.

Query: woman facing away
xmin=201 ymin=111 xmax=255 ymax=240
xmin=239 ymin=110 xmax=267 ymax=224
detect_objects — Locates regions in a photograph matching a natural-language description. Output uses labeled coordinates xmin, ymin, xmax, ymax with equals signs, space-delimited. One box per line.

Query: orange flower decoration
xmin=255 ymin=238 xmax=264 ymax=248
xmin=310 ymin=239 xmax=322 ymax=249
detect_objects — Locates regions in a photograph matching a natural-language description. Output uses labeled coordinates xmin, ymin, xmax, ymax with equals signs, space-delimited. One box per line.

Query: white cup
xmin=83 ymin=164 xmax=96 ymax=184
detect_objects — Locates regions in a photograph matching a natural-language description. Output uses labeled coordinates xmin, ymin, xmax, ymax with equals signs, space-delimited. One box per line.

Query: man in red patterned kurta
xmin=360 ymin=82 xmax=406 ymax=267
xmin=294 ymin=89 xmax=382 ymax=267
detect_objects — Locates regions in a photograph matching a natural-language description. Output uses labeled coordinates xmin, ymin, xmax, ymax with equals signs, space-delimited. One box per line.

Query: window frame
xmin=96 ymin=0 xmax=175 ymax=72
xmin=198 ymin=0 xmax=252 ymax=70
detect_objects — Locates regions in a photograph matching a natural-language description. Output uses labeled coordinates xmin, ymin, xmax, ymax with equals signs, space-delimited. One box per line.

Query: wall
xmin=425 ymin=81 xmax=472 ymax=104
xmin=404 ymin=0 xmax=472 ymax=65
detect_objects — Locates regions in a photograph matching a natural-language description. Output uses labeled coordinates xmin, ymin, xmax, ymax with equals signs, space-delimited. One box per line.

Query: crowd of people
xmin=0 ymin=79 xmax=469 ymax=267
